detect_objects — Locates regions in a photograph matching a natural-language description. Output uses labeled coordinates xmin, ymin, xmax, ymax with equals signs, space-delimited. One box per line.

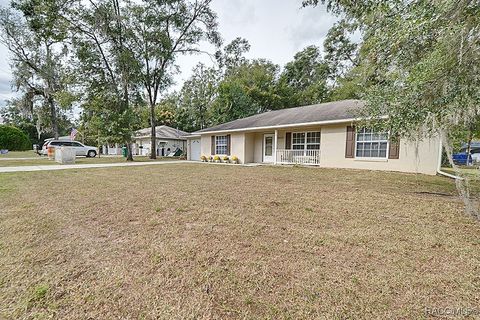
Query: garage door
xmin=190 ymin=139 xmax=201 ymax=161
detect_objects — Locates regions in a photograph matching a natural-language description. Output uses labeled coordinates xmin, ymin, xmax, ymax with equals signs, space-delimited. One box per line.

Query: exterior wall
xmin=134 ymin=138 xmax=186 ymax=156
xmin=319 ymin=124 xmax=440 ymax=175
xmin=231 ymin=133 xmax=246 ymax=163
xmin=200 ymin=135 xmax=211 ymax=157
xmin=253 ymin=133 xmax=263 ymax=163
xmin=201 ymin=133 xmax=247 ymax=163
xmin=244 ymin=133 xmax=255 ymax=163
xmin=198 ymin=123 xmax=441 ymax=175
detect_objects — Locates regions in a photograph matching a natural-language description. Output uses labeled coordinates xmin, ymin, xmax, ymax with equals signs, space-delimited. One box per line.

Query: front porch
xmin=260 ymin=129 xmax=321 ymax=166
xmin=275 ymin=149 xmax=320 ymax=165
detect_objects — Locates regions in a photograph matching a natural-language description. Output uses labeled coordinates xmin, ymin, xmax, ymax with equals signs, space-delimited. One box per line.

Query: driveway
xmin=0 ymin=160 xmax=193 ymax=173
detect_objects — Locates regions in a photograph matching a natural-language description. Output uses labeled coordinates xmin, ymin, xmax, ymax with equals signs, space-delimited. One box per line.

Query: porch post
xmin=274 ymin=129 xmax=278 ymax=165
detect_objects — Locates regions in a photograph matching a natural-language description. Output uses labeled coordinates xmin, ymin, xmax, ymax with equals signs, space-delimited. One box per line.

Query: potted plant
xmin=231 ymin=155 xmax=238 ymax=164
xmin=200 ymin=155 xmax=208 ymax=162
xmin=213 ymin=155 xmax=221 ymax=163
xmin=223 ymin=155 xmax=229 ymax=163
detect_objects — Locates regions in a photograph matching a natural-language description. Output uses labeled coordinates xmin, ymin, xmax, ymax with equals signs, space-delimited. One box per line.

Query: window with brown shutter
xmin=211 ymin=136 xmax=215 ymax=155
xmin=388 ymin=138 xmax=400 ymax=159
xmin=345 ymin=125 xmax=355 ymax=158
xmin=226 ymin=134 xmax=231 ymax=156
xmin=285 ymin=132 xmax=292 ymax=149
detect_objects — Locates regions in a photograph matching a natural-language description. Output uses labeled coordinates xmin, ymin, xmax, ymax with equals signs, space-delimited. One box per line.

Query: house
xmin=103 ymin=125 xmax=188 ymax=156
xmin=186 ymin=99 xmax=442 ymax=175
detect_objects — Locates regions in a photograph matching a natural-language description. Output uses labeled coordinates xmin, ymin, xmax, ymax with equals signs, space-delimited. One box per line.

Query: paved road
xmin=0 ymin=160 xmax=194 ymax=173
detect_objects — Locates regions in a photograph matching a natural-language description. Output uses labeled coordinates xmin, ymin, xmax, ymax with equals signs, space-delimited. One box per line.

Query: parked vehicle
xmin=41 ymin=140 xmax=98 ymax=157
xmin=452 ymin=147 xmax=480 ymax=165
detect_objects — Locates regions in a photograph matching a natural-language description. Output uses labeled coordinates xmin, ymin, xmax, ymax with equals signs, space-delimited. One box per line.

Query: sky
xmin=0 ymin=0 xmax=337 ymax=109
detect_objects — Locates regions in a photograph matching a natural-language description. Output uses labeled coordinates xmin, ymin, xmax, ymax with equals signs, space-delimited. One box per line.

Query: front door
xmin=263 ymin=134 xmax=274 ymax=163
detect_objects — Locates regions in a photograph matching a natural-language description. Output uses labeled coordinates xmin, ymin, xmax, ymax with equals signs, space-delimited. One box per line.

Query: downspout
xmin=436 ymin=133 xmax=464 ymax=180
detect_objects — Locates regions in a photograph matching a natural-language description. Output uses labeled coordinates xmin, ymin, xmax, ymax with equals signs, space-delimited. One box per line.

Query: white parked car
xmin=41 ymin=140 xmax=98 ymax=157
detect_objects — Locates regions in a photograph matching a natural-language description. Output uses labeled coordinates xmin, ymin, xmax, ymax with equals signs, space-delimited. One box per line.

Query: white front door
xmin=263 ymin=134 xmax=274 ymax=163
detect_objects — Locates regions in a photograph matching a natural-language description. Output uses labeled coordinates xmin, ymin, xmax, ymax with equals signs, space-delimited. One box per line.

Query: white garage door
xmin=190 ymin=139 xmax=201 ymax=161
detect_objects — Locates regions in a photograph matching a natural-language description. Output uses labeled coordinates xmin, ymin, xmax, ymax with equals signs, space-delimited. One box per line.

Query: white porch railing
xmin=276 ymin=149 xmax=320 ymax=165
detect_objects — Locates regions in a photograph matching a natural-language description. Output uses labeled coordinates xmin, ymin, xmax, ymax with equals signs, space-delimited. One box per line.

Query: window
xmin=215 ymin=135 xmax=228 ymax=155
xmin=306 ymin=132 xmax=321 ymax=150
xmin=356 ymin=128 xmax=388 ymax=158
xmin=292 ymin=131 xmax=321 ymax=151
xmin=292 ymin=132 xmax=305 ymax=150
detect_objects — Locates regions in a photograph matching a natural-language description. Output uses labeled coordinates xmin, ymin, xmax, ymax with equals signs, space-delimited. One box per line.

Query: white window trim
xmin=215 ymin=135 xmax=228 ymax=155
xmin=291 ymin=131 xmax=321 ymax=153
xmin=354 ymin=128 xmax=389 ymax=160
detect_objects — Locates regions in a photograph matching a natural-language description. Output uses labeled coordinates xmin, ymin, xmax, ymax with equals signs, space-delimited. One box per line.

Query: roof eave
xmin=193 ymin=117 xmax=359 ymax=135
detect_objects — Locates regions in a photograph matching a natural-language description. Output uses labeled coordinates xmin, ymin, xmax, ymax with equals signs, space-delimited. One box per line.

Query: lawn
xmin=0 ymin=164 xmax=478 ymax=319
xmin=0 ymin=150 xmax=39 ymax=158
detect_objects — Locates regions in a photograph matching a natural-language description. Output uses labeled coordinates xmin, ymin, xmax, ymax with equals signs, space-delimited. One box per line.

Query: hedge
xmin=0 ymin=125 xmax=32 ymax=151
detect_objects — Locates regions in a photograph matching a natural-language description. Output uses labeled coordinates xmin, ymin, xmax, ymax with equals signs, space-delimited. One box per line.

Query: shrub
xmin=223 ymin=155 xmax=229 ymax=161
xmin=200 ymin=155 xmax=207 ymax=162
xmin=0 ymin=125 xmax=31 ymax=151
xmin=231 ymin=155 xmax=238 ymax=163
xmin=213 ymin=155 xmax=220 ymax=161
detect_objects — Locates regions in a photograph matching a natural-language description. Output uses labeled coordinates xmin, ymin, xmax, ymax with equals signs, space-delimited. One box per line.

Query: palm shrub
xmin=0 ymin=125 xmax=31 ymax=151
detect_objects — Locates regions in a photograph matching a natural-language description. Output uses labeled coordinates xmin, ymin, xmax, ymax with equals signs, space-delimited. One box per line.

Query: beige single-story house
xmin=186 ymin=99 xmax=442 ymax=175
xmin=103 ymin=125 xmax=188 ymax=156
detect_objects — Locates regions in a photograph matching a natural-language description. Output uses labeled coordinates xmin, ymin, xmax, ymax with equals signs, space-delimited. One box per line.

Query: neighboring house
xmin=103 ymin=125 xmax=189 ymax=156
xmin=186 ymin=99 xmax=442 ymax=175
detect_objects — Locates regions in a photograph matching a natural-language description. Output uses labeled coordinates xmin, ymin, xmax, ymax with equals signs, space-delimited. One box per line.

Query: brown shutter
xmin=345 ymin=125 xmax=356 ymax=158
xmin=388 ymin=137 xmax=400 ymax=159
xmin=285 ymin=132 xmax=292 ymax=150
xmin=211 ymin=136 xmax=215 ymax=155
xmin=226 ymin=134 xmax=231 ymax=156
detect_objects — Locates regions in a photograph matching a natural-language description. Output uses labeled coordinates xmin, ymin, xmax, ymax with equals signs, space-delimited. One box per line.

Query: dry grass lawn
xmin=0 ymin=164 xmax=479 ymax=319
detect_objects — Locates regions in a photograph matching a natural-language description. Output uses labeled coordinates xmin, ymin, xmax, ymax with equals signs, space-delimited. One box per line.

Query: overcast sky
xmin=0 ymin=0 xmax=337 ymax=108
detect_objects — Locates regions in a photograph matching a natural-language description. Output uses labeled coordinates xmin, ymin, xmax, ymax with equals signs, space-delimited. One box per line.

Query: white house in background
xmin=186 ymin=99 xmax=442 ymax=175
xmin=103 ymin=125 xmax=189 ymax=156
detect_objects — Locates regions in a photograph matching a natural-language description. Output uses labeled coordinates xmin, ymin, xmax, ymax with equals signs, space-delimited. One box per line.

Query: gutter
xmin=435 ymin=136 xmax=464 ymax=180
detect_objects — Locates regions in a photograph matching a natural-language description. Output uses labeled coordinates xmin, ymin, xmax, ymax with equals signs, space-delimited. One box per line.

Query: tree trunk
xmin=48 ymin=95 xmax=59 ymax=139
xmin=126 ymin=143 xmax=133 ymax=161
xmin=150 ymin=102 xmax=156 ymax=159
xmin=466 ymin=130 xmax=473 ymax=166
xmin=442 ymin=132 xmax=479 ymax=220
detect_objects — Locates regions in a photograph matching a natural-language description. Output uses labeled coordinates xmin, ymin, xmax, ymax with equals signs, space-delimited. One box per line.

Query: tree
xmin=69 ymin=0 xmax=141 ymax=160
xmin=305 ymin=1 xmax=480 ymax=218
xmin=323 ymin=19 xmax=358 ymax=83
xmin=278 ymin=45 xmax=329 ymax=107
xmin=0 ymin=125 xmax=31 ymax=151
xmin=209 ymin=59 xmax=283 ymax=124
xmin=0 ymin=0 xmax=74 ymax=139
xmin=216 ymin=37 xmax=251 ymax=73
xmin=0 ymin=99 xmax=72 ymax=144
xmin=125 ymin=0 xmax=220 ymax=159
xmin=177 ymin=63 xmax=219 ymax=131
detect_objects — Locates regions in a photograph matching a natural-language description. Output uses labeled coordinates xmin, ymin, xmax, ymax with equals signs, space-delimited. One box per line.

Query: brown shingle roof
xmin=195 ymin=99 xmax=364 ymax=134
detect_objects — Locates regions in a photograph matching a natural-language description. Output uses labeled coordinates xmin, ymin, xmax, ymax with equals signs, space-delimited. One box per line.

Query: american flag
xmin=70 ymin=128 xmax=78 ymax=140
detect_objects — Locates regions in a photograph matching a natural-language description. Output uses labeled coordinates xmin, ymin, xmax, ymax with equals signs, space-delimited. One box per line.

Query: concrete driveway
xmin=0 ymin=160 xmax=192 ymax=173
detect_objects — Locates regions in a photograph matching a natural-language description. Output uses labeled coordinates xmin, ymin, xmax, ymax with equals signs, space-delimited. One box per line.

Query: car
xmin=41 ymin=140 xmax=98 ymax=157
xmin=452 ymin=147 xmax=480 ymax=165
